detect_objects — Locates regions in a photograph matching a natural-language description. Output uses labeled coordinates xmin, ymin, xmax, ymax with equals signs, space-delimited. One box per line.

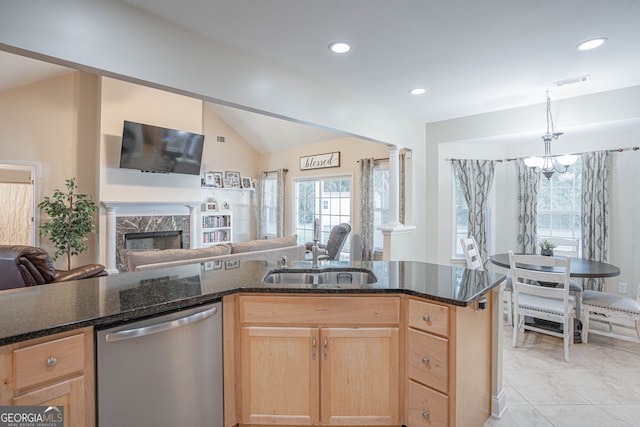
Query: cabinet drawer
xmin=239 ymin=295 xmax=400 ymax=325
xmin=13 ymin=334 xmax=85 ymax=390
xmin=408 ymin=299 xmax=449 ymax=336
xmin=407 ymin=329 xmax=448 ymax=393
xmin=408 ymin=380 xmax=448 ymax=427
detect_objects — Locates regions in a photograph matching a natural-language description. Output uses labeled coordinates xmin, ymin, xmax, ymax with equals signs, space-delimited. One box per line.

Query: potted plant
xmin=38 ymin=178 xmax=97 ymax=270
xmin=538 ymin=239 xmax=556 ymax=256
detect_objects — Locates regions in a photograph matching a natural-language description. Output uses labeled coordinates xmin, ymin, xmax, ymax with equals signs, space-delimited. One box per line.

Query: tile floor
xmin=483 ymin=322 xmax=640 ymax=427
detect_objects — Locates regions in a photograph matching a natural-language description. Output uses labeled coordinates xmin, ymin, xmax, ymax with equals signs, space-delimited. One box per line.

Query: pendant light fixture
xmin=524 ymin=91 xmax=577 ymax=179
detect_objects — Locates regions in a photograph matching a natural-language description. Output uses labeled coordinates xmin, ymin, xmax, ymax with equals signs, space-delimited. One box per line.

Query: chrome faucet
xmin=311 ymin=240 xmax=320 ymax=269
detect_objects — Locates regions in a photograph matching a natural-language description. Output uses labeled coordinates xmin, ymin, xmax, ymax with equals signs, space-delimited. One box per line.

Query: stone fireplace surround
xmin=102 ymin=202 xmax=200 ymax=274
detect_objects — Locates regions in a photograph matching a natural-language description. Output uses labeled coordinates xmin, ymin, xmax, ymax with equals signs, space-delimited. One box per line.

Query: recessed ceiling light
xmin=409 ymin=88 xmax=426 ymax=95
xmin=577 ymin=37 xmax=607 ymax=51
xmin=329 ymin=42 xmax=351 ymax=54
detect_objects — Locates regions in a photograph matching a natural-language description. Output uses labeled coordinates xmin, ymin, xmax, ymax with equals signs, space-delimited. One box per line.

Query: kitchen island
xmin=0 ymin=260 xmax=505 ymax=426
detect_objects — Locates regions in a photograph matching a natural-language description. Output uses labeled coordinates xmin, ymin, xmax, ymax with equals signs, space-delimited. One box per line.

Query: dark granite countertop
xmin=0 ymin=260 xmax=504 ymax=346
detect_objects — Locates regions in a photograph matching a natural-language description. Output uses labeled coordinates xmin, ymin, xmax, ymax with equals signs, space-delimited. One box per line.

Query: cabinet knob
xmin=422 ymin=411 xmax=430 ymax=420
xmin=422 ymin=356 xmax=430 ymax=366
xmin=422 ymin=314 xmax=430 ymax=322
xmin=46 ymin=356 xmax=58 ymax=367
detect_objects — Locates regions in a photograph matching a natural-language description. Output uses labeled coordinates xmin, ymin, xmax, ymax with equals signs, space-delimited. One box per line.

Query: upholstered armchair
xmin=305 ymin=223 xmax=352 ymax=261
xmin=0 ymin=245 xmax=107 ymax=291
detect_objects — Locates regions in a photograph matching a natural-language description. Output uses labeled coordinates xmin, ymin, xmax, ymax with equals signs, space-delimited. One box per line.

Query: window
xmin=537 ymin=158 xmax=582 ymax=253
xmin=294 ymin=176 xmax=351 ymax=258
xmin=373 ymin=163 xmax=389 ymax=250
xmin=262 ymin=176 xmax=278 ymax=238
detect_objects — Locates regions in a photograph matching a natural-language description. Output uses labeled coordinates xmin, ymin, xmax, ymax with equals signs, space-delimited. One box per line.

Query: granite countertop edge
xmin=0 ymin=261 xmax=504 ymax=346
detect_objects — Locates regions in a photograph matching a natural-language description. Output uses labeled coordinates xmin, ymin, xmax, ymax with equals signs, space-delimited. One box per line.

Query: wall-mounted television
xmin=119 ymin=120 xmax=205 ymax=176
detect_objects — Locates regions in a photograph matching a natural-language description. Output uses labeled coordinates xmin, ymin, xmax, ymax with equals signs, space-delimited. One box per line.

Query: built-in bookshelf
xmin=201 ymin=212 xmax=232 ymax=247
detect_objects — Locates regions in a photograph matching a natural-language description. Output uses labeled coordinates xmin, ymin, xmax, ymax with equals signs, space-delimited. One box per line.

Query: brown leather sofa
xmin=0 ymin=245 xmax=107 ymax=291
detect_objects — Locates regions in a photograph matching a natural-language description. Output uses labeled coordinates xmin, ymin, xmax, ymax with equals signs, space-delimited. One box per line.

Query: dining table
xmin=488 ymin=253 xmax=620 ymax=279
xmin=488 ymin=252 xmax=620 ymax=342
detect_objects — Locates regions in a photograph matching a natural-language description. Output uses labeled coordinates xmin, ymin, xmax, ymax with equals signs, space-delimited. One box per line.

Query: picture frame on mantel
xmin=300 ymin=151 xmax=340 ymax=171
xmin=225 ymin=171 xmax=241 ymax=188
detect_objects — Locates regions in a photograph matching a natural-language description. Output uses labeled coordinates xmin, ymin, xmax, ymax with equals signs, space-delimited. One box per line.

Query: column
xmin=386 ymin=145 xmax=402 ymax=228
xmin=188 ymin=204 xmax=198 ymax=249
xmin=105 ymin=206 xmax=117 ymax=274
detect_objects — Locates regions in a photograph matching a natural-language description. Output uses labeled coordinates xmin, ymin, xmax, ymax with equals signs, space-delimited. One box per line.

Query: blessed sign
xmin=300 ymin=152 xmax=340 ymax=171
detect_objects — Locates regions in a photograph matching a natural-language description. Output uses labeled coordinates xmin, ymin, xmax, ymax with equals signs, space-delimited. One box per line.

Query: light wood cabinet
xmin=232 ymin=295 xmax=401 ymax=426
xmin=0 ymin=327 xmax=95 ymax=427
xmin=406 ymin=297 xmax=491 ymax=427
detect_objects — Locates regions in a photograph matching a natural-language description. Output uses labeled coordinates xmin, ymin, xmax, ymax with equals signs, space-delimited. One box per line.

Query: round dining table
xmin=488 ymin=253 xmax=620 ymax=279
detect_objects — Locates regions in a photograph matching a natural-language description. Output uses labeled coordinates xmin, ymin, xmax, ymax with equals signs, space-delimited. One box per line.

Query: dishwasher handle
xmin=104 ymin=306 xmax=218 ymax=343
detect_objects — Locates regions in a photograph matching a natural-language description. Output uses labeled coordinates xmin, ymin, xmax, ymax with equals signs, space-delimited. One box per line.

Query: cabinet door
xmin=320 ymin=327 xmax=399 ymax=425
xmin=13 ymin=376 xmax=85 ymax=427
xmin=240 ymin=326 xmax=319 ymax=425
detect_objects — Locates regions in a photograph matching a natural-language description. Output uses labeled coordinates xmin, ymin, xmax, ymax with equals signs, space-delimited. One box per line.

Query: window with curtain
xmin=262 ymin=175 xmax=278 ymax=238
xmin=294 ymin=176 xmax=352 ymax=257
xmin=373 ymin=162 xmax=389 ymax=250
xmin=452 ymin=167 xmax=495 ymax=258
xmin=537 ymin=158 xmax=582 ymax=255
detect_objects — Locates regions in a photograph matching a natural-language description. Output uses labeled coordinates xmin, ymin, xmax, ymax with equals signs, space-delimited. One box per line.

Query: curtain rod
xmin=264 ymin=168 xmax=288 ymax=174
xmin=356 ymin=157 xmax=389 ymax=163
xmin=503 ymin=146 xmax=639 ymax=162
xmin=447 ymin=146 xmax=639 ymax=163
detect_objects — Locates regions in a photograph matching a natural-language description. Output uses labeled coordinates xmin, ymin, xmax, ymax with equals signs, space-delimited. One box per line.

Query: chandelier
xmin=524 ymin=91 xmax=577 ymax=179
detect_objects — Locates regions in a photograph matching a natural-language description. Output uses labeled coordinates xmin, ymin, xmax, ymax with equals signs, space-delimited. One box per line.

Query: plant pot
xmin=541 ymin=248 xmax=553 ymax=257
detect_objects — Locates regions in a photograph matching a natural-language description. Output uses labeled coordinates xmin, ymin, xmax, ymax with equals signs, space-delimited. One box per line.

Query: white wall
xmin=0 ymin=0 xmax=427 ymax=262
xmin=427 ymin=87 xmax=640 ymax=297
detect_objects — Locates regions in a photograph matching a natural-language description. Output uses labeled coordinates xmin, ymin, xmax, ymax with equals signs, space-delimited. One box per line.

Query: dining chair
xmin=509 ymin=251 xmax=575 ymax=362
xmin=461 ymin=237 xmax=513 ymax=325
xmin=582 ymin=287 xmax=640 ymax=344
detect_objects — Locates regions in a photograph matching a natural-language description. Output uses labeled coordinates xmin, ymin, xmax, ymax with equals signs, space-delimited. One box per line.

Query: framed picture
xmin=241 ymin=177 xmax=252 ymax=189
xmin=225 ymin=259 xmax=240 ymax=270
xmin=222 ymin=178 xmax=232 ymax=188
xmin=205 ymin=201 xmax=218 ymax=211
xmin=212 ymin=260 xmax=222 ymax=270
xmin=225 ymin=171 xmax=241 ymax=188
xmin=211 ymin=171 xmax=223 ymax=188
xmin=251 ymin=179 xmax=257 ymax=189
xmin=203 ymin=260 xmax=214 ymax=271
xmin=203 ymin=172 xmax=215 ymax=186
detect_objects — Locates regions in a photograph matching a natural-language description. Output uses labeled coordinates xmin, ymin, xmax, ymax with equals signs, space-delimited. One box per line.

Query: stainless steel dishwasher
xmin=96 ymin=302 xmax=223 ymax=427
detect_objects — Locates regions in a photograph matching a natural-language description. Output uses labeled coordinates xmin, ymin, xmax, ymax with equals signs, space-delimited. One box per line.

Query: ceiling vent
xmin=216 ymin=136 xmax=226 ymax=143
xmin=553 ymin=74 xmax=591 ymax=87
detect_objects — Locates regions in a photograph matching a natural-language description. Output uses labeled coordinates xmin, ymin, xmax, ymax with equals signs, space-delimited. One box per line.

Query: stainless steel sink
xmin=263 ymin=268 xmax=377 ymax=286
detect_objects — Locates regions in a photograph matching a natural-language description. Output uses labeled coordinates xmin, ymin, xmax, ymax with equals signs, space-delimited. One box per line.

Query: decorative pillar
xmin=188 ymin=204 xmax=198 ymax=248
xmin=105 ymin=206 xmax=117 ymax=274
xmin=386 ymin=145 xmax=402 ymax=228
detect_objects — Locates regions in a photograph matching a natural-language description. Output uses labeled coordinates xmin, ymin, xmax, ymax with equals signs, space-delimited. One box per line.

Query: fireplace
xmin=125 ymin=230 xmax=184 ymax=251
xmin=102 ymin=201 xmax=200 ymax=274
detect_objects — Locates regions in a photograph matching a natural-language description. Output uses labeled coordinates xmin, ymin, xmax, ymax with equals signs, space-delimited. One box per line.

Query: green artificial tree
xmin=38 ymin=178 xmax=97 ymax=270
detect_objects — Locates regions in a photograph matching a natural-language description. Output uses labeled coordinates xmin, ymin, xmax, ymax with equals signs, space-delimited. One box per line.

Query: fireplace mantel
xmin=102 ymin=201 xmax=201 ymax=273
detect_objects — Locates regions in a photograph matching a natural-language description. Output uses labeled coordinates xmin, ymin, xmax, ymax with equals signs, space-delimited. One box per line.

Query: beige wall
xmin=0 ymin=72 xmax=100 ymax=269
xmin=259 ymin=137 xmax=389 ymax=253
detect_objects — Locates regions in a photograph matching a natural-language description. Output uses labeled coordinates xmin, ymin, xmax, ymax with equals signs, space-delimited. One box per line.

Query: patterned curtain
xmin=255 ymin=172 xmax=267 ymax=239
xmin=359 ymin=158 xmax=375 ymax=261
xmin=275 ymin=168 xmax=287 ymax=237
xmin=255 ymin=168 xmax=287 ymax=238
xmin=516 ymin=159 xmax=540 ymax=253
xmin=582 ymin=151 xmax=611 ymax=291
xmin=452 ymin=159 xmax=495 ymax=261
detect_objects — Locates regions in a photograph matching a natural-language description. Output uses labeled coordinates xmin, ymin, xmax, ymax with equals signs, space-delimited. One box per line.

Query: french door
xmin=294 ymin=176 xmax=351 ymax=259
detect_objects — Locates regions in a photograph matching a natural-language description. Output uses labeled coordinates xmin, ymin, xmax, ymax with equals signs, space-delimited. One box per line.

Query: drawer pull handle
xmin=422 ymin=356 xmax=430 ymax=365
xmin=422 ymin=314 xmax=430 ymax=322
xmin=46 ymin=356 xmax=58 ymax=367
xmin=422 ymin=411 xmax=430 ymax=420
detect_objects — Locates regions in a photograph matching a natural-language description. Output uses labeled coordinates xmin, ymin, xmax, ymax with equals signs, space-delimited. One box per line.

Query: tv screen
xmin=119 ymin=120 xmax=205 ymax=175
